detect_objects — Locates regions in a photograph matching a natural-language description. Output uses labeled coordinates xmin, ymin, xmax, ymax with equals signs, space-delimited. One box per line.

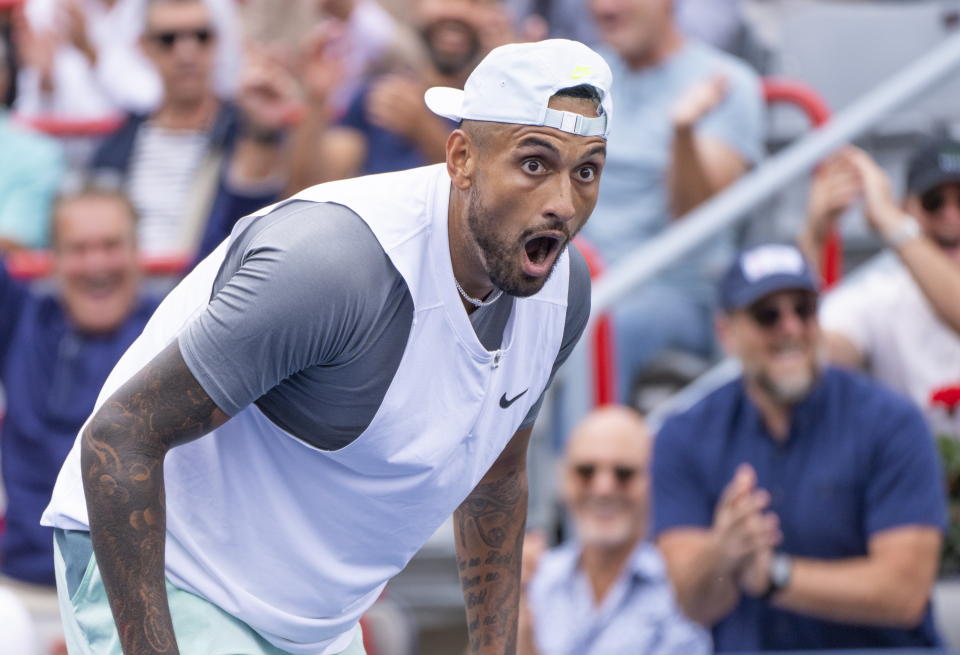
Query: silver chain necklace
xmin=454 ymin=277 xmax=503 ymax=308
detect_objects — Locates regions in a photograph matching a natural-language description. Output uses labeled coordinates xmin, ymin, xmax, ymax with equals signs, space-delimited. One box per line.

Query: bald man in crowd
xmin=519 ymin=406 xmax=709 ymax=655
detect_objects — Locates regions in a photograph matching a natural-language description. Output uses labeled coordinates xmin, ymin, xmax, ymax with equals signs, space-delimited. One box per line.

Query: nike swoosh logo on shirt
xmin=499 ymin=389 xmax=529 ymax=409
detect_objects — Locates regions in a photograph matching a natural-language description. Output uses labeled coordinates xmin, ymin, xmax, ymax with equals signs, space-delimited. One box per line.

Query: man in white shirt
xmin=799 ymin=142 xmax=960 ymax=436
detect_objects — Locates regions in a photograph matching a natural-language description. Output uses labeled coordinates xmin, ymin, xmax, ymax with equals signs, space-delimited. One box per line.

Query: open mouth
xmin=523 ymin=233 xmax=564 ymax=277
xmin=78 ymin=274 xmax=122 ymax=300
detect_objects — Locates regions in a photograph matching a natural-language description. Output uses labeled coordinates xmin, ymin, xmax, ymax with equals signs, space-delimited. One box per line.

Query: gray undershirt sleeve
xmin=179 ymin=201 xmax=407 ymax=417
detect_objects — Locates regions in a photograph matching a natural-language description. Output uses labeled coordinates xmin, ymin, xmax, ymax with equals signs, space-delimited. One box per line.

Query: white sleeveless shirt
xmin=43 ymin=164 xmax=571 ymax=654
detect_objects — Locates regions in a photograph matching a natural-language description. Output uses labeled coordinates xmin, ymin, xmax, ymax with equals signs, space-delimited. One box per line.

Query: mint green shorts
xmin=53 ymin=529 xmax=366 ymax=655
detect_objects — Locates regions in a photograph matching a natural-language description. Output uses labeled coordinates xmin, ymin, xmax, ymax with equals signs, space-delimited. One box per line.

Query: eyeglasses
xmin=748 ymin=295 xmax=817 ymax=329
xmin=572 ymin=463 xmax=639 ymax=486
xmin=149 ymin=28 xmax=215 ymax=49
xmin=920 ymin=185 xmax=960 ymax=214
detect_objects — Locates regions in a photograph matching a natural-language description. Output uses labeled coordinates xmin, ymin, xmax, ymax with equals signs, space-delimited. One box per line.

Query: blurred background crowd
xmin=2 ymin=0 xmax=960 ymax=653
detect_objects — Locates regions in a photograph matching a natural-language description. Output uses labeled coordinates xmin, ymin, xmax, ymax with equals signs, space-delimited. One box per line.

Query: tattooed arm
xmin=455 ymin=427 xmax=532 ymax=655
xmin=81 ymin=341 xmax=230 ymax=654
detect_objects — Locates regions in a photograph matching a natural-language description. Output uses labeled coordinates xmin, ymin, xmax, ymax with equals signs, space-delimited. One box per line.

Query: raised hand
xmin=806 ymin=149 xmax=862 ymax=244
xmin=846 ymin=147 xmax=909 ymax=237
xmin=364 ymin=74 xmax=431 ymax=140
xmin=238 ymin=50 xmax=304 ymax=134
xmin=671 ymin=72 xmax=729 ymax=131
xmin=299 ymin=19 xmax=347 ymax=108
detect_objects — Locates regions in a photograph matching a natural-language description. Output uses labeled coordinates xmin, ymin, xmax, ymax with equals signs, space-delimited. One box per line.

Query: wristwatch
xmin=761 ymin=552 xmax=793 ymax=601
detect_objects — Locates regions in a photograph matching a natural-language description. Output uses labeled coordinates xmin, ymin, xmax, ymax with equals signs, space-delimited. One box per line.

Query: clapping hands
xmin=710 ymin=464 xmax=782 ymax=596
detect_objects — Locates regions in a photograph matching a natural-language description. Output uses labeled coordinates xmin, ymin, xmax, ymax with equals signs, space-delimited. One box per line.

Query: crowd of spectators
xmin=0 ymin=0 xmax=957 ymax=653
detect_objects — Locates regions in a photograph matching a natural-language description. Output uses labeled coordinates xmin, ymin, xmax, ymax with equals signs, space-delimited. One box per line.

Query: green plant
xmin=938 ymin=436 xmax=960 ymax=576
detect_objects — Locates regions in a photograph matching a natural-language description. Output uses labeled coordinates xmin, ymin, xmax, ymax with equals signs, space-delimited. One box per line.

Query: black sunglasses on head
xmin=920 ymin=184 xmax=960 ymax=213
xmin=149 ymin=28 xmax=215 ymax=49
xmin=748 ymin=295 xmax=817 ymax=329
xmin=573 ymin=463 xmax=638 ymax=485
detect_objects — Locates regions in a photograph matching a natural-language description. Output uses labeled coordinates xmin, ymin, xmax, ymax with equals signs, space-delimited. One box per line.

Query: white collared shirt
xmin=528 ymin=539 xmax=711 ymax=655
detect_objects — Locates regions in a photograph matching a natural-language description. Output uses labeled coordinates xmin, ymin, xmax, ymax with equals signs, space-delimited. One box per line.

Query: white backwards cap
xmin=424 ymin=39 xmax=614 ymax=139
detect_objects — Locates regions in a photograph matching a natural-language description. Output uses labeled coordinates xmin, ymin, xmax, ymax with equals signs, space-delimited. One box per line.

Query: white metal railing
xmin=553 ymin=30 xmax=960 ymax=433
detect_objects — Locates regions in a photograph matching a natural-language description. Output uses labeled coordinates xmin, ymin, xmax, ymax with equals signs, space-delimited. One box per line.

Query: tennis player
xmin=42 ymin=39 xmax=613 ymax=655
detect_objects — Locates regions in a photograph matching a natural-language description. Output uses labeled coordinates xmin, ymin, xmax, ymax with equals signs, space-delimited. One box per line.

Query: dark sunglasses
xmin=920 ymin=185 xmax=960 ymax=213
xmin=149 ymin=28 xmax=215 ymax=49
xmin=748 ymin=295 xmax=817 ymax=329
xmin=573 ymin=463 xmax=638 ymax=485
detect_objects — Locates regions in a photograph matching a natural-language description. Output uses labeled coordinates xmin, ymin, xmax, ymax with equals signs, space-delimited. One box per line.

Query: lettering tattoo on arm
xmin=81 ymin=341 xmax=229 ymax=654
xmin=456 ymin=470 xmax=527 ymax=655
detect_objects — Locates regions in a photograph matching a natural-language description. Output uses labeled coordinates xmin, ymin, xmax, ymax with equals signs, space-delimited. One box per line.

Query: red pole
xmin=762 ymin=78 xmax=840 ymax=288
xmin=7 ymin=251 xmax=192 ymax=280
xmin=12 ymin=115 xmax=125 ymax=137
xmin=573 ymin=237 xmax=617 ymax=407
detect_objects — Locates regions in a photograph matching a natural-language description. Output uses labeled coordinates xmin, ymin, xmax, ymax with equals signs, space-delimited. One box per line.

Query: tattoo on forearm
xmin=81 ymin=342 xmax=228 ymax=654
xmin=456 ymin=472 xmax=526 ymax=654
xmin=457 ymin=473 xmax=520 ymax=548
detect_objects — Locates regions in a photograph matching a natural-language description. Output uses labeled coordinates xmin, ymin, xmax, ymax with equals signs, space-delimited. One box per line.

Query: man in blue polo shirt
xmin=652 ymin=243 xmax=946 ymax=651
xmin=0 ymin=186 xmax=156 ymax=652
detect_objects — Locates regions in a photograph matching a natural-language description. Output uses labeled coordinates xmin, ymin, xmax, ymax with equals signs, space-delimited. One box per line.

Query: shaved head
xmin=565 ymin=405 xmax=651 ymax=460
xmin=460 ymin=119 xmax=497 ymax=152
xmin=562 ymin=405 xmax=652 ymax=550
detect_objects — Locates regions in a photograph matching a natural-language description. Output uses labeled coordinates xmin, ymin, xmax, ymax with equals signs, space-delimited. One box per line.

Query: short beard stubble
xmin=466 ymin=186 xmax=569 ymax=298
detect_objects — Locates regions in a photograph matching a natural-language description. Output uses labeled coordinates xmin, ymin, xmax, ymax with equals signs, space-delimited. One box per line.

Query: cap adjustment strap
xmin=542 ymin=108 xmax=607 ymax=137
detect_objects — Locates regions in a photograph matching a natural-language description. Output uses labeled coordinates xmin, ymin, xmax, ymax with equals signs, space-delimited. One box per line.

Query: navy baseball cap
xmin=906 ymin=137 xmax=960 ymax=196
xmin=718 ymin=244 xmax=819 ymax=312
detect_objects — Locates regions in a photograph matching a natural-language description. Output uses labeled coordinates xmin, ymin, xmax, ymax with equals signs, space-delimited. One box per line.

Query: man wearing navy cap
xmin=652 ymin=243 xmax=946 ymax=651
